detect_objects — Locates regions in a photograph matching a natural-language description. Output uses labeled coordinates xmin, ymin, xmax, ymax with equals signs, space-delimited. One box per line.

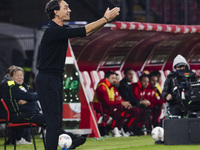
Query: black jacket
xmin=162 ymin=70 xmax=197 ymax=105
xmin=2 ymin=80 xmax=39 ymax=119
xmin=162 ymin=71 xmax=178 ymax=105
xmin=117 ymin=78 xmax=140 ymax=106
xmin=37 ymin=21 xmax=86 ymax=76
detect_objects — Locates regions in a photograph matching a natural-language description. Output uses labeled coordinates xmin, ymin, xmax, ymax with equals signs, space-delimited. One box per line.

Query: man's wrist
xmin=103 ymin=16 xmax=109 ymax=23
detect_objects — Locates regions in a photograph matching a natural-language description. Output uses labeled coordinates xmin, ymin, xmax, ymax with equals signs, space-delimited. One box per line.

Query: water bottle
xmin=142 ymin=125 xmax=147 ymax=136
xmin=181 ymin=88 xmax=185 ymax=100
xmin=62 ymin=64 xmax=81 ymax=129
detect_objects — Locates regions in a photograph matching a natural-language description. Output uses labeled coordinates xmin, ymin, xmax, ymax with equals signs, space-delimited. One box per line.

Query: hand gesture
xmin=104 ymin=7 xmax=120 ymax=22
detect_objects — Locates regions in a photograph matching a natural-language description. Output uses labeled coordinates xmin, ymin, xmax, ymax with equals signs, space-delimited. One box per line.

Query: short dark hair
xmin=139 ymin=73 xmax=149 ymax=81
xmin=104 ymin=71 xmax=116 ymax=78
xmin=124 ymin=68 xmax=133 ymax=75
xmin=149 ymin=71 xmax=160 ymax=79
xmin=45 ymin=0 xmax=62 ymax=20
xmin=150 ymin=70 xmax=161 ymax=78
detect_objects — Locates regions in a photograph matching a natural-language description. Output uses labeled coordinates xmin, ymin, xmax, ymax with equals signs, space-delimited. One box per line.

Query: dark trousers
xmin=105 ymin=104 xmax=143 ymax=130
xmin=36 ymin=73 xmax=74 ymax=150
xmin=151 ymin=108 xmax=162 ymax=127
xmin=107 ymin=104 xmax=125 ymax=129
xmin=169 ymin=104 xmax=183 ymax=116
xmin=11 ymin=111 xmax=45 ymax=126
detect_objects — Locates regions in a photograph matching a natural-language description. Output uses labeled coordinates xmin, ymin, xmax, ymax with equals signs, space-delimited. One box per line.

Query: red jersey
xmin=132 ymin=82 xmax=164 ymax=108
xmin=93 ymin=79 xmax=123 ymax=113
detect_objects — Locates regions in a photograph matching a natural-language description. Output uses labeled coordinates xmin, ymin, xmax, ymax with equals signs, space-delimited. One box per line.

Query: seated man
xmin=131 ymin=74 xmax=151 ymax=132
xmin=162 ymin=54 xmax=195 ymax=117
xmin=149 ymin=70 xmax=162 ymax=97
xmin=148 ymin=72 xmax=165 ymax=127
xmin=117 ymin=68 xmax=150 ymax=135
xmin=93 ymin=71 xmax=140 ymax=137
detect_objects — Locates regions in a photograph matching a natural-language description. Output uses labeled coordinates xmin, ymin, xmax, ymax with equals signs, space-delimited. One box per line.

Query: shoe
xmin=120 ymin=128 xmax=129 ymax=137
xmin=112 ymin=127 xmax=122 ymax=137
xmin=16 ymin=138 xmax=32 ymax=145
xmin=69 ymin=136 xmax=86 ymax=149
xmin=40 ymin=129 xmax=46 ymax=138
xmin=106 ymin=117 xmax=113 ymax=125
xmin=125 ymin=131 xmax=134 ymax=136
xmin=155 ymin=140 xmax=164 ymax=144
xmin=97 ymin=116 xmax=103 ymax=124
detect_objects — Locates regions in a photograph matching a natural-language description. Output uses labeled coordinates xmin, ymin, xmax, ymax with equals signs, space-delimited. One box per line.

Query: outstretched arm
xmin=85 ymin=7 xmax=120 ymax=36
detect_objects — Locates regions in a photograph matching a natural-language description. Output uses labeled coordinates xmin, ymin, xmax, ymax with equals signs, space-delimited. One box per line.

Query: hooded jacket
xmin=162 ymin=54 xmax=190 ymax=104
xmin=172 ymin=54 xmax=190 ymax=71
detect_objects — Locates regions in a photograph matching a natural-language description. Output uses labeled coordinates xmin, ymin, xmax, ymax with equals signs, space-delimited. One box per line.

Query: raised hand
xmin=103 ymin=7 xmax=120 ymax=22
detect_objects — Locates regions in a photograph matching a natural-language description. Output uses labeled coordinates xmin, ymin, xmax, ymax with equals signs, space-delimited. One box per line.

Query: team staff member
xmin=2 ymin=67 xmax=45 ymax=125
xmin=36 ymin=0 xmax=120 ymax=149
xmin=118 ymin=68 xmax=150 ymax=135
xmin=93 ymin=71 xmax=132 ymax=137
xmin=148 ymin=72 xmax=165 ymax=127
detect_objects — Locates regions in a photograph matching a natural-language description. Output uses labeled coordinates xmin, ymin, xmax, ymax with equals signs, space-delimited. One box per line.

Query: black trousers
xmin=11 ymin=111 xmax=45 ymax=126
xmin=36 ymin=73 xmax=74 ymax=150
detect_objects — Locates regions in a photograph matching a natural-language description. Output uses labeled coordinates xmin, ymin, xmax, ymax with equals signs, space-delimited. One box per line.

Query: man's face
xmin=12 ymin=70 xmax=24 ymax=85
xmin=175 ymin=65 xmax=186 ymax=70
xmin=141 ymin=77 xmax=149 ymax=89
xmin=56 ymin=0 xmax=71 ymax=21
xmin=150 ymin=76 xmax=158 ymax=87
xmin=107 ymin=74 xmax=116 ymax=86
xmin=125 ymin=70 xmax=134 ymax=82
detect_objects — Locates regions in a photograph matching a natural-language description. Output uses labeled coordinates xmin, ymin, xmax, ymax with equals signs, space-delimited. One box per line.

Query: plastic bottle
xmin=181 ymin=88 xmax=185 ymax=100
xmin=142 ymin=125 xmax=147 ymax=135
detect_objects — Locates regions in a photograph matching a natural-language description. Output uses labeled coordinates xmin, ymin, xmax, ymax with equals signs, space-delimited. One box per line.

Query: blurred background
xmin=1 ymin=0 xmax=200 ymax=28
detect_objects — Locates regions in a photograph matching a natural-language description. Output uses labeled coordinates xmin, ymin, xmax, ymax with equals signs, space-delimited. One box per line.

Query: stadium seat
xmin=98 ymin=71 xmax=105 ymax=80
xmin=81 ymin=71 xmax=94 ymax=102
xmin=189 ymin=0 xmax=198 ymax=10
xmin=133 ymin=71 xmax=140 ymax=83
xmin=196 ymin=70 xmax=200 ymax=76
xmin=90 ymin=70 xmax=100 ymax=90
xmin=191 ymin=69 xmax=200 ymax=76
xmin=91 ymin=102 xmax=110 ymax=136
xmin=115 ymin=70 xmax=123 ymax=81
xmin=192 ymin=69 xmax=197 ymax=74
xmin=150 ymin=0 xmax=158 ymax=12
xmin=120 ymin=71 xmax=125 ymax=79
xmin=164 ymin=70 xmax=170 ymax=77
xmin=159 ymin=70 xmax=166 ymax=90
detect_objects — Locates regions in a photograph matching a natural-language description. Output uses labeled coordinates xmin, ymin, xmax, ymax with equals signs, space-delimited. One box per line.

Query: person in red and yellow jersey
xmin=93 ymin=71 xmax=140 ymax=137
xmin=148 ymin=72 xmax=165 ymax=127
